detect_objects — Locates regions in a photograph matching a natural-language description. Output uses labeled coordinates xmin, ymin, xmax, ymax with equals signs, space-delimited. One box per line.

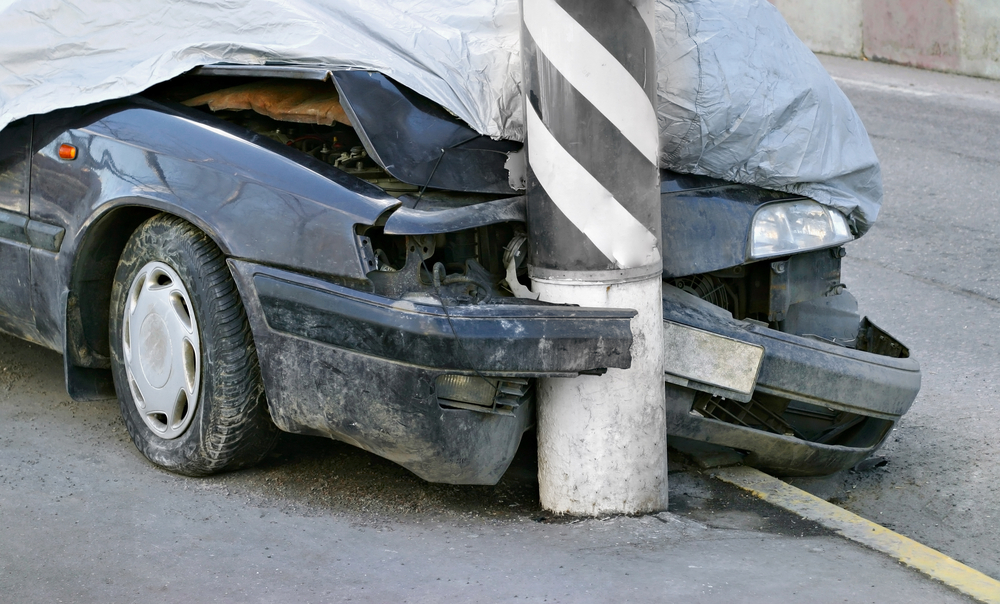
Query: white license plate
xmin=662 ymin=321 xmax=764 ymax=402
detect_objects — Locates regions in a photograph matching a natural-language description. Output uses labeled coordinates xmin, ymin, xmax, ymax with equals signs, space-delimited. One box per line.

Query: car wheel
xmin=109 ymin=214 xmax=277 ymax=475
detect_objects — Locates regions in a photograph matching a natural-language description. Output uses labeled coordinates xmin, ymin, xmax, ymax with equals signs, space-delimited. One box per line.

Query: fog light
xmin=435 ymin=375 xmax=498 ymax=407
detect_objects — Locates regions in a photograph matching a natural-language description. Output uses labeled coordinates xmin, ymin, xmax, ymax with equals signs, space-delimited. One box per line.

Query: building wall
xmin=958 ymin=1 xmax=1000 ymax=79
xmin=769 ymin=0 xmax=1000 ymax=80
xmin=770 ymin=0 xmax=863 ymax=57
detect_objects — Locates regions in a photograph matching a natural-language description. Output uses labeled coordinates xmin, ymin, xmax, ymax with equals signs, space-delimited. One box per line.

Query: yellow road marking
xmin=711 ymin=466 xmax=1000 ymax=604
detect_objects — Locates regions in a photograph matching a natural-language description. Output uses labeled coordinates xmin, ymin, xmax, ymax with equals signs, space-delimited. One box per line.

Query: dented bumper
xmin=228 ymin=260 xmax=635 ymax=485
xmin=662 ymin=284 xmax=921 ymax=476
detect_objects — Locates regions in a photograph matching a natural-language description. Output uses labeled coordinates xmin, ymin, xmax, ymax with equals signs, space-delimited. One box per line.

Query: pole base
xmin=533 ymin=274 xmax=667 ymax=516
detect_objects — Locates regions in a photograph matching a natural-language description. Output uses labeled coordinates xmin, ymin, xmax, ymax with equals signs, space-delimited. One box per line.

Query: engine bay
xmin=146 ymin=74 xmax=531 ymax=305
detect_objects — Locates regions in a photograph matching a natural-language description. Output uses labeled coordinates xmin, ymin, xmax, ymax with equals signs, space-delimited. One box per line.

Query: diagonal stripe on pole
xmin=521 ymin=0 xmax=661 ymax=277
xmin=523 ymin=0 xmax=659 ymax=165
xmin=525 ymin=104 xmax=658 ymax=269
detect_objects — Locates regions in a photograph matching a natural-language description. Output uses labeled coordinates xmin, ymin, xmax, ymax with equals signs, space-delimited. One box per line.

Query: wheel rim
xmin=122 ymin=261 xmax=201 ymax=440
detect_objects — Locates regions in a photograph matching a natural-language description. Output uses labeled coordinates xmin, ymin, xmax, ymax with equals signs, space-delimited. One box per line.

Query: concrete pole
xmin=520 ymin=0 xmax=667 ymax=515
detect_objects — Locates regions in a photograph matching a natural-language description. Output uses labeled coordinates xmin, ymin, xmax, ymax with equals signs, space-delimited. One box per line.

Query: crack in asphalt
xmin=850 ymin=255 xmax=1000 ymax=310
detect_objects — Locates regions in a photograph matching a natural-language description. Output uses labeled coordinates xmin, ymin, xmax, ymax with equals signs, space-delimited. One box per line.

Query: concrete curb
xmin=711 ymin=466 xmax=1000 ymax=604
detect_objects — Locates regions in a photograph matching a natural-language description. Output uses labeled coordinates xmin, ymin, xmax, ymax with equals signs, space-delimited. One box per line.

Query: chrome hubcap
xmin=122 ymin=261 xmax=200 ymax=439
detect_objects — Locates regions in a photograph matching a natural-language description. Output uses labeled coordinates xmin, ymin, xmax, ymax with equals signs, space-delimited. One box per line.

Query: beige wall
xmin=770 ymin=0 xmax=863 ymax=58
xmin=958 ymin=2 xmax=1000 ymax=79
xmin=771 ymin=0 xmax=1000 ymax=80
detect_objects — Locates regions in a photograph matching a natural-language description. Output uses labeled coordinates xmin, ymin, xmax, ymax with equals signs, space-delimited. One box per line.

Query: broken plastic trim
xmin=691 ymin=392 xmax=894 ymax=451
xmin=332 ymin=71 xmax=521 ymax=195
xmin=383 ymin=196 xmax=526 ymax=235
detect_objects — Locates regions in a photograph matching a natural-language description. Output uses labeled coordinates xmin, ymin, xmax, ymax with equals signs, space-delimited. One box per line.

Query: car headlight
xmin=749 ymin=200 xmax=854 ymax=260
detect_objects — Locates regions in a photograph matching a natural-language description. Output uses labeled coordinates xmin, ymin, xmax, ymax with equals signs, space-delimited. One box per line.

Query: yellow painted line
xmin=711 ymin=465 xmax=1000 ymax=604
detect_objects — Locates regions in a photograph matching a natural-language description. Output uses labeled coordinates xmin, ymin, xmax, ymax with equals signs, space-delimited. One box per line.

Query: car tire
xmin=109 ymin=214 xmax=277 ymax=475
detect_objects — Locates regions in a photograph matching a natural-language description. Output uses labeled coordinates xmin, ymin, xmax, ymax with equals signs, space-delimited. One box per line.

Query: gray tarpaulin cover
xmin=0 ymin=0 xmax=880 ymax=233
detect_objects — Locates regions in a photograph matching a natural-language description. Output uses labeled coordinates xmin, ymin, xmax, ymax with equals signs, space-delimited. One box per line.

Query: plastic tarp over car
xmin=0 ymin=0 xmax=880 ymax=233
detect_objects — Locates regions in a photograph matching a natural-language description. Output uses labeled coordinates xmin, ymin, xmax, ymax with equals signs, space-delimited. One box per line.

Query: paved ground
xmin=789 ymin=55 xmax=1000 ymax=581
xmin=0 ymin=334 xmax=972 ymax=602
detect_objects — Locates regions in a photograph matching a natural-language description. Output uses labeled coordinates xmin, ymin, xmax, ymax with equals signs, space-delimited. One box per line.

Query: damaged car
xmin=4 ymin=67 xmax=635 ymax=483
xmin=0 ymin=63 xmax=917 ymax=482
xmin=658 ymin=174 xmax=920 ymax=475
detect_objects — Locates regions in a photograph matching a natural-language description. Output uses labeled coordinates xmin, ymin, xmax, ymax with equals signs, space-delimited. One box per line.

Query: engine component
xmin=669 ymin=274 xmax=737 ymax=316
xmin=183 ymin=79 xmax=351 ymax=126
xmin=501 ymin=234 xmax=536 ymax=300
xmin=178 ymin=79 xmax=421 ymax=196
xmin=367 ymin=243 xmax=498 ymax=305
xmin=747 ymin=248 xmax=845 ymax=323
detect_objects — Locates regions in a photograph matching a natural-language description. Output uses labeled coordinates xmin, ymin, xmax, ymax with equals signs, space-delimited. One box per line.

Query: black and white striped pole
xmin=520 ymin=0 xmax=667 ymax=514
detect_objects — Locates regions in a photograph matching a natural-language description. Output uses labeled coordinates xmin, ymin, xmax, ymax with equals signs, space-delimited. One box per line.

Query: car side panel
xmin=27 ymin=98 xmax=400 ymax=352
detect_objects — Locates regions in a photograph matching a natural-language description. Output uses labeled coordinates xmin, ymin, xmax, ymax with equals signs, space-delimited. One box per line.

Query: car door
xmin=0 ymin=117 xmax=39 ymax=338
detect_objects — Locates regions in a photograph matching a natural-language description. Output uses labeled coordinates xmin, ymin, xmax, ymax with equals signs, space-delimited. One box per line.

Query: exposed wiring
xmin=415 ymin=148 xmax=446 ymax=208
xmin=286 ymin=134 xmax=327 ymax=145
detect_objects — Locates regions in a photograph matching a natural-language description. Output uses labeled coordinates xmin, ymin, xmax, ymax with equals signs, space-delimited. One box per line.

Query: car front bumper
xmin=228 ymin=260 xmax=636 ymax=485
xmin=661 ymin=284 xmax=921 ymax=476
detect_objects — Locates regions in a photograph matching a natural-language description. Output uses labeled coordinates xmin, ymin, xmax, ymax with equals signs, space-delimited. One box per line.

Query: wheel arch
xmin=63 ymin=199 xmax=232 ymax=400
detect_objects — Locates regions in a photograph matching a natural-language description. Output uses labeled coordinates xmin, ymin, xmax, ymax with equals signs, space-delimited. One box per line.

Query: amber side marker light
xmin=58 ymin=144 xmax=77 ymax=160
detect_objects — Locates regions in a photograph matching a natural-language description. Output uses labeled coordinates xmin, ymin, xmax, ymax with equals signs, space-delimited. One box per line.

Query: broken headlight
xmin=749 ymin=200 xmax=853 ymax=260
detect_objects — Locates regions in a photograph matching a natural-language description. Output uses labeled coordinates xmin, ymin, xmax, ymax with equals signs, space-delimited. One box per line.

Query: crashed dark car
xmin=1 ymin=66 xmax=637 ymax=484
xmin=0 ymin=65 xmax=918 ymax=482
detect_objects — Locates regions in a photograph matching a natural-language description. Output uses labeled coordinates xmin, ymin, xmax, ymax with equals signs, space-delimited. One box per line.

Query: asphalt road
xmin=1 ymin=333 xmax=970 ymax=603
xmin=791 ymin=55 xmax=1000 ymax=581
